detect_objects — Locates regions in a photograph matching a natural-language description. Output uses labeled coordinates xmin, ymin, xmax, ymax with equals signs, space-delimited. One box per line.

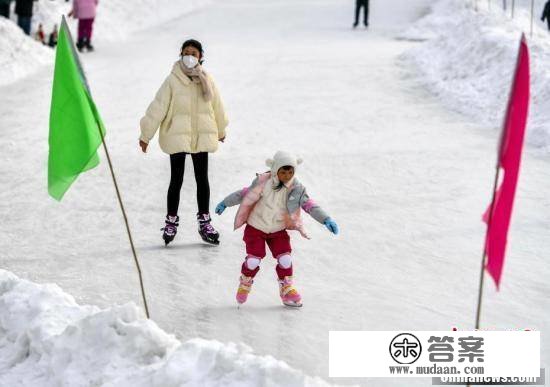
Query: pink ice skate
xmin=236 ymin=275 xmax=254 ymax=305
xmin=278 ymin=276 xmax=302 ymax=307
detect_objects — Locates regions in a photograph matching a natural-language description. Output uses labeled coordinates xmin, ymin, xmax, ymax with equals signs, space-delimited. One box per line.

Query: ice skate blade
xmin=282 ymin=301 xmax=302 ymax=308
xmin=163 ymin=237 xmax=174 ymax=246
xmin=200 ymin=235 xmax=220 ymax=245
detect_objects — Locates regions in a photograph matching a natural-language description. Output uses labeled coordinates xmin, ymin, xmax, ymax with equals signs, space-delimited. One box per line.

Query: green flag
xmin=48 ymin=17 xmax=105 ymax=201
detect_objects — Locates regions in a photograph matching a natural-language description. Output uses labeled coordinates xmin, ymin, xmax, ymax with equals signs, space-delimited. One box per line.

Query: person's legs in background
xmin=0 ymin=3 xmax=10 ymax=19
xmin=83 ymin=18 xmax=94 ymax=50
xmin=353 ymin=0 xmax=362 ymax=28
xmin=17 ymin=15 xmax=31 ymax=35
xmin=77 ymin=18 xmax=85 ymax=51
xmin=77 ymin=18 xmax=95 ymax=51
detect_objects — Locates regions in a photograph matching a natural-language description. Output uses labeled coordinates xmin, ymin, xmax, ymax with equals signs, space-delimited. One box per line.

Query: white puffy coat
xmin=140 ymin=62 xmax=228 ymax=154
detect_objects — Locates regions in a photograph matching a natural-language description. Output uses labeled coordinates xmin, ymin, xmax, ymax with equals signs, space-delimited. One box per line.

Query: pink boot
xmin=236 ymin=275 xmax=254 ymax=304
xmin=278 ymin=276 xmax=302 ymax=307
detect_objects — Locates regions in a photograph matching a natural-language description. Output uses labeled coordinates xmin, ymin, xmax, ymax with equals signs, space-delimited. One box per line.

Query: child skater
xmin=215 ymin=151 xmax=339 ymax=307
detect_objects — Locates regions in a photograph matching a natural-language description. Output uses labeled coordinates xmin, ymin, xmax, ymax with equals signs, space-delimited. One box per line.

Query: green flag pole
xmin=96 ymin=116 xmax=151 ymax=320
xmin=52 ymin=17 xmax=150 ymax=318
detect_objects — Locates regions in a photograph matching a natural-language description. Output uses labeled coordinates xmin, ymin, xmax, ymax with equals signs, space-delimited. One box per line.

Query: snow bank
xmin=0 ymin=270 xmax=331 ymax=387
xmin=399 ymin=0 xmax=550 ymax=150
xmin=34 ymin=0 xmax=210 ymax=41
xmin=0 ymin=17 xmax=53 ymax=86
xmin=0 ymin=0 xmax=209 ymax=87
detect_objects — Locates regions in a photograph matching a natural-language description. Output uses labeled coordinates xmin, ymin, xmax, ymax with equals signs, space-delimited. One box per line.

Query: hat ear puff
xmin=297 ymin=157 xmax=303 ymax=165
xmin=266 ymin=158 xmax=274 ymax=168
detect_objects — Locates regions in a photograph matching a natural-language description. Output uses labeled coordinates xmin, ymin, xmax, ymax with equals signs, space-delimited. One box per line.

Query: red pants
xmin=241 ymin=225 xmax=292 ymax=279
xmin=78 ymin=18 xmax=95 ymax=41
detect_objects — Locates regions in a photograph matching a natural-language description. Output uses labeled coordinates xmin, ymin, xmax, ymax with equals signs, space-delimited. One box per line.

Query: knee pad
xmin=277 ymin=254 xmax=292 ymax=269
xmin=245 ymin=257 xmax=261 ymax=270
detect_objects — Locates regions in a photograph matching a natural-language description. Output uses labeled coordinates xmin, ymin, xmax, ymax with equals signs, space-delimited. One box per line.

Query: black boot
xmin=85 ymin=38 xmax=94 ymax=52
xmin=76 ymin=38 xmax=84 ymax=52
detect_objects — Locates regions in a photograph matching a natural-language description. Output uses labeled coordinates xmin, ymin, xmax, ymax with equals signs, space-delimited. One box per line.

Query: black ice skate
xmin=161 ymin=215 xmax=179 ymax=246
xmin=197 ymin=213 xmax=220 ymax=245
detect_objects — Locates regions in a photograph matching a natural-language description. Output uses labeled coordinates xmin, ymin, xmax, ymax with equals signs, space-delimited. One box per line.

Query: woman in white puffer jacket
xmin=139 ymin=39 xmax=229 ymax=246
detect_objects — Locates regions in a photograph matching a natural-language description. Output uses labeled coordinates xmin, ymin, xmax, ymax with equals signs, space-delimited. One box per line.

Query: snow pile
xmin=0 ymin=269 xmax=331 ymax=387
xmin=399 ymin=0 xmax=550 ymax=150
xmin=0 ymin=0 xmax=209 ymax=87
xmin=0 ymin=17 xmax=53 ymax=87
xmin=33 ymin=0 xmax=210 ymax=41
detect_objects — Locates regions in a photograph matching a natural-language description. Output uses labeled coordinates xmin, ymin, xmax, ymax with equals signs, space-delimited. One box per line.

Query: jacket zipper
xmin=192 ymin=83 xmax=199 ymax=151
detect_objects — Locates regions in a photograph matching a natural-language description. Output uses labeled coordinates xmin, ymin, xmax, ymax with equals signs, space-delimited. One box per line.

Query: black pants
xmin=0 ymin=4 xmax=9 ymax=18
xmin=17 ymin=15 xmax=31 ymax=35
xmin=354 ymin=0 xmax=369 ymax=25
xmin=167 ymin=152 xmax=210 ymax=216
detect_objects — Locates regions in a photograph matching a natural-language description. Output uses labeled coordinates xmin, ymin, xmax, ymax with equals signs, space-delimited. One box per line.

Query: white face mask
xmin=181 ymin=55 xmax=199 ymax=69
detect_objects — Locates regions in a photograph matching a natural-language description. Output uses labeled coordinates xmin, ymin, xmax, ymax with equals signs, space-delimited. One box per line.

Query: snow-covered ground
xmin=401 ymin=0 xmax=550 ymax=150
xmin=0 ymin=270 xmax=330 ymax=386
xmin=0 ymin=0 xmax=209 ymax=86
xmin=1 ymin=0 xmax=549 ymax=386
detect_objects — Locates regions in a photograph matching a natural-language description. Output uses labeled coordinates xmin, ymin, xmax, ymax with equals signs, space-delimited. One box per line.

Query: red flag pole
xmin=475 ymin=166 xmax=501 ymax=329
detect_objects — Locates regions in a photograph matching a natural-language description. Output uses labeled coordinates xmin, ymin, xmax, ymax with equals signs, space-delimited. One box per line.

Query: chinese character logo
xmin=458 ymin=336 xmax=484 ymax=362
xmin=428 ymin=335 xmax=454 ymax=362
xmin=389 ymin=333 xmax=422 ymax=364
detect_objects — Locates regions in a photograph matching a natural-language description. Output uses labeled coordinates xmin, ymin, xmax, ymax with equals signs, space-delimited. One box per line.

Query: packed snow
xmin=0 ymin=269 xmax=331 ymax=387
xmin=1 ymin=0 xmax=549 ymax=386
xmin=400 ymin=0 xmax=550 ymax=150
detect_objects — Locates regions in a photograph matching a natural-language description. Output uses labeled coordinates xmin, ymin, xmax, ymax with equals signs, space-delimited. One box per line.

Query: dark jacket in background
xmin=15 ymin=0 xmax=34 ymax=17
xmin=542 ymin=1 xmax=550 ymax=21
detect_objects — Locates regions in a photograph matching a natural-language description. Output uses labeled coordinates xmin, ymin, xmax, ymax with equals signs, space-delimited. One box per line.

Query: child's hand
xmin=324 ymin=218 xmax=339 ymax=235
xmin=139 ymin=140 xmax=148 ymax=153
xmin=215 ymin=201 xmax=226 ymax=215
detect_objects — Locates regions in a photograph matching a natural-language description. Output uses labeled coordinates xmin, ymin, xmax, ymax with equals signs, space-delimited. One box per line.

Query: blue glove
xmin=324 ymin=218 xmax=339 ymax=235
xmin=215 ymin=201 xmax=226 ymax=215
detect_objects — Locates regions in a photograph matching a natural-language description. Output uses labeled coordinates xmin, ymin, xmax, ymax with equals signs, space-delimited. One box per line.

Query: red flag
xmin=482 ymin=35 xmax=530 ymax=289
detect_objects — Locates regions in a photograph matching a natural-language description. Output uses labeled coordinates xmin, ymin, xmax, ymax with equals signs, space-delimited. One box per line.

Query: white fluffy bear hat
xmin=266 ymin=151 xmax=303 ymax=176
